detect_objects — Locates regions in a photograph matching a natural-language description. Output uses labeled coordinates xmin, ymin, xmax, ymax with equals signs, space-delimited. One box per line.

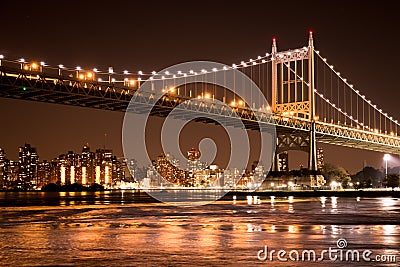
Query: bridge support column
xmin=308 ymin=31 xmax=318 ymax=173
xmin=308 ymin=122 xmax=317 ymax=171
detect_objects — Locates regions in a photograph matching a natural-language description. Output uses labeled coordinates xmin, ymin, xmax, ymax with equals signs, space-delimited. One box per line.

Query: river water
xmin=0 ymin=191 xmax=399 ymax=266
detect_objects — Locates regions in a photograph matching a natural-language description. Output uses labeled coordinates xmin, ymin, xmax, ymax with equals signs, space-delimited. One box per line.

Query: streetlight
xmin=383 ymin=154 xmax=391 ymax=180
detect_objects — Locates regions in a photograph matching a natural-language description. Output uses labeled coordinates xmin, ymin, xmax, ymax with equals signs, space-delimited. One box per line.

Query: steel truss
xmin=1 ymin=65 xmax=400 ymax=155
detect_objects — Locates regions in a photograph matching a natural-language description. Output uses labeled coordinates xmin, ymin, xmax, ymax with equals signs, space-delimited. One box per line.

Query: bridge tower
xmin=271 ymin=32 xmax=318 ymax=183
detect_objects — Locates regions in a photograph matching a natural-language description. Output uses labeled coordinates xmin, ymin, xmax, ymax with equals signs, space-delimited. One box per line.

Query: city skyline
xmin=1 ymin=1 xmax=400 ymax=174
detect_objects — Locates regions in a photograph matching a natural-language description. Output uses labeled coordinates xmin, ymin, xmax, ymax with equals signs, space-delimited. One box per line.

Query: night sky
xmin=1 ymin=0 xmax=399 ymax=173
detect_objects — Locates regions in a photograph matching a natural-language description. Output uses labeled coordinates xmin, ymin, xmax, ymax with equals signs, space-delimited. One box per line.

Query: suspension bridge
xmin=1 ymin=32 xmax=399 ymax=182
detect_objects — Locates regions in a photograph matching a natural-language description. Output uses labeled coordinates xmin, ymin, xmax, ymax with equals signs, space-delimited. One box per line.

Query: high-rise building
xmin=18 ymin=144 xmax=38 ymax=189
xmin=37 ymin=160 xmax=52 ymax=187
xmin=81 ymin=144 xmax=95 ymax=185
xmin=317 ymin=147 xmax=324 ymax=170
xmin=0 ymin=148 xmax=8 ymax=188
xmin=278 ymin=152 xmax=289 ymax=172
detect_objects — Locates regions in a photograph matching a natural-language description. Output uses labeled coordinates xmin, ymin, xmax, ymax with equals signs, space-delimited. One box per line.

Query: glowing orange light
xmin=129 ymin=79 xmax=135 ymax=86
xmin=31 ymin=62 xmax=38 ymax=70
xmin=79 ymin=74 xmax=84 ymax=79
xmin=86 ymin=72 xmax=93 ymax=79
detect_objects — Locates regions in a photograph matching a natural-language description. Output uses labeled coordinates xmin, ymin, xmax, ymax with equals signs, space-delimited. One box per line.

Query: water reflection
xmin=320 ymin=196 xmax=327 ymax=208
xmin=0 ymin=193 xmax=399 ymax=266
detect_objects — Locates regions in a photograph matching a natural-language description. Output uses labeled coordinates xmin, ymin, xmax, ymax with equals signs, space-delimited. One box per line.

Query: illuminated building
xmin=37 ymin=160 xmax=52 ymax=187
xmin=18 ymin=143 xmax=38 ymax=189
xmin=81 ymin=144 xmax=95 ymax=184
xmin=154 ymin=153 xmax=187 ymax=186
xmin=0 ymin=148 xmax=9 ymax=188
xmin=317 ymin=147 xmax=324 ymax=170
xmin=278 ymin=152 xmax=289 ymax=172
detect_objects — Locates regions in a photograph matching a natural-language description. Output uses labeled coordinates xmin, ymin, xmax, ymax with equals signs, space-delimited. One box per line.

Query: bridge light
xmin=58 ymin=64 xmax=64 ymax=68
xmin=76 ymin=66 xmax=82 ymax=71
xmin=22 ymin=87 xmax=27 ymax=91
xmin=204 ymin=93 xmax=211 ymax=99
xmin=111 ymin=78 xmax=116 ymax=83
xmin=23 ymin=65 xmax=29 ymax=70
xmin=0 ymin=55 xmax=3 ymax=59
xmin=343 ymin=78 xmax=347 ymax=82
xmin=253 ymin=62 xmax=257 ymax=65
xmin=257 ymin=56 xmax=262 ymax=60
xmin=337 ymin=72 xmax=340 ymax=76
xmin=262 ymin=59 xmax=266 ymax=63
xmin=129 ymin=79 xmax=135 ymax=86
xmin=79 ymin=74 xmax=84 ymax=79
xmin=19 ymin=58 xmax=25 ymax=63
xmin=201 ymin=69 xmax=207 ymax=73
xmin=189 ymin=70 xmax=194 ymax=74
xmin=138 ymin=71 xmax=143 ymax=75
xmin=177 ymin=71 xmax=182 ymax=75
xmin=40 ymin=61 xmax=46 ymax=66
xmin=138 ymin=77 xmax=142 ymax=81
xmin=169 ymin=87 xmax=176 ymax=93
xmin=212 ymin=68 xmax=218 ymax=72
xmin=86 ymin=72 xmax=93 ymax=79
xmin=123 ymin=70 xmax=129 ymax=75
xmin=323 ymin=58 xmax=327 ymax=62
xmin=238 ymin=100 xmax=244 ymax=106
xmin=98 ymin=78 xmax=102 ymax=82
xmin=172 ymin=74 xmax=177 ymax=78
xmin=165 ymin=71 xmax=170 ymax=75
xmin=230 ymin=101 xmax=236 ymax=107
xmin=93 ymin=68 xmax=99 ymax=72
xmin=265 ymin=53 xmax=270 ymax=57
xmin=183 ymin=73 xmax=187 ymax=77
xmin=232 ymin=64 xmax=237 ymax=69
xmin=151 ymin=71 xmax=157 ymax=75
xmin=31 ymin=62 xmax=38 ymax=70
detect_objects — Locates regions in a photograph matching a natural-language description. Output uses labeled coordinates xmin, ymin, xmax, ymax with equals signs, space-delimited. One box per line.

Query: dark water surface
xmin=0 ymin=191 xmax=399 ymax=266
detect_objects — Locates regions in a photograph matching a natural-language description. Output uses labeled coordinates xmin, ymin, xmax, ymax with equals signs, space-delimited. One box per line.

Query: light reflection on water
xmin=0 ymin=192 xmax=399 ymax=266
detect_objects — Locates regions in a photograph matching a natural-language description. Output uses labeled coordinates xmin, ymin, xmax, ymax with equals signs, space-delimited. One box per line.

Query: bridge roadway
xmin=1 ymin=66 xmax=399 ymax=154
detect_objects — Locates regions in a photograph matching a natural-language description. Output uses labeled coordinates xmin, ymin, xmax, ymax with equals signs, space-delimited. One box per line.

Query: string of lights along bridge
xmin=0 ymin=32 xmax=399 ymax=174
